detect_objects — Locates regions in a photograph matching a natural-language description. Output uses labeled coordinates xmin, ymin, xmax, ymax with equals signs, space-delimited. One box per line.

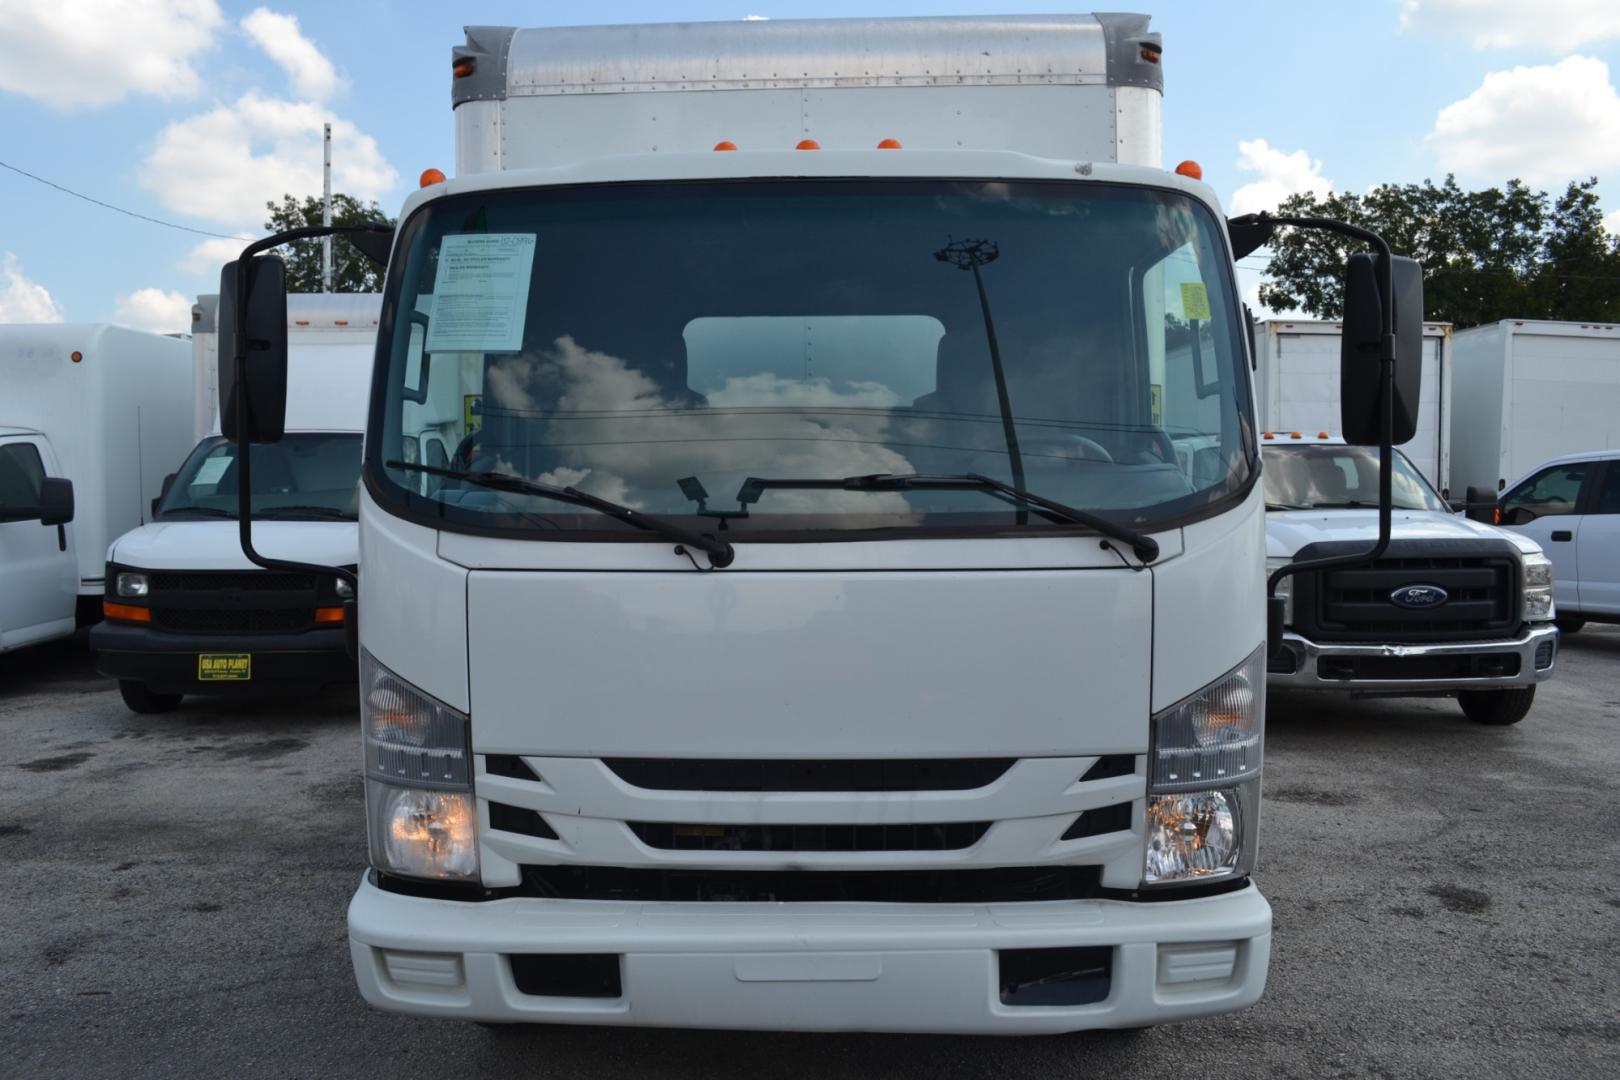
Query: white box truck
xmin=1450 ymin=319 xmax=1620 ymax=494
xmin=91 ymin=295 xmax=379 ymax=712
xmin=1 ymin=325 xmax=192 ymax=653
xmin=1253 ymin=318 xmax=1455 ymax=495
xmin=208 ymin=13 xmax=1433 ymax=1034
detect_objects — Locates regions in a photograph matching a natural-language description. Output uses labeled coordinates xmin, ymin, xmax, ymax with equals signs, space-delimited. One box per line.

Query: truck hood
xmin=1265 ymin=509 xmax=1542 ymax=559
xmin=466 ymin=566 xmax=1152 ymax=758
xmin=109 ymin=520 xmax=358 ymax=570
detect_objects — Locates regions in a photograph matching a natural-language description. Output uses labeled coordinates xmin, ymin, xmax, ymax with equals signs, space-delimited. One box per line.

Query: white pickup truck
xmin=1263 ymin=435 xmax=1558 ymax=724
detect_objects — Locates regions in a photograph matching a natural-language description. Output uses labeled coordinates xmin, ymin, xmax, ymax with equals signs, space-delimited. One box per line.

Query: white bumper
xmin=348 ymin=874 xmax=1271 ymax=1034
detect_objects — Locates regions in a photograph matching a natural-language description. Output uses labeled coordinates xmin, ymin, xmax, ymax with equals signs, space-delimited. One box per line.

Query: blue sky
xmin=3 ymin=0 xmax=1619 ymax=331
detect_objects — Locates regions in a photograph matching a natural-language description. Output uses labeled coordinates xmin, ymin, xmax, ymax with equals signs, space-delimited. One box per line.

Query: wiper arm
xmin=387 ymin=461 xmax=736 ymax=569
xmin=1265 ymin=502 xmax=1313 ymax=511
xmin=257 ymin=505 xmax=355 ymax=520
xmin=161 ymin=506 xmax=234 ymax=519
xmin=737 ymin=472 xmax=1159 ymax=564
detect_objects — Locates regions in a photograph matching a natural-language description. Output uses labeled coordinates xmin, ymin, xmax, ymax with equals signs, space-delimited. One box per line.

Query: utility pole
xmin=321 ymin=122 xmax=333 ymax=292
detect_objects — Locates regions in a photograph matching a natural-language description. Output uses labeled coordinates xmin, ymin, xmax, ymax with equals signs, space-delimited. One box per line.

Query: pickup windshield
xmin=1262 ymin=444 xmax=1447 ymax=512
xmin=159 ymin=434 xmax=362 ymax=520
xmin=372 ymin=179 xmax=1253 ymax=538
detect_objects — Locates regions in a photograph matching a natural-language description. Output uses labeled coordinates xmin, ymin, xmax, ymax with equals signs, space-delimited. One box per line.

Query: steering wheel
xmin=1017 ymin=433 xmax=1114 ymax=465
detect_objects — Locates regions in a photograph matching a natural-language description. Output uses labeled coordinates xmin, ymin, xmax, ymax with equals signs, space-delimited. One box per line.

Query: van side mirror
xmin=218 ymin=256 xmax=290 ymax=443
xmin=38 ymin=477 xmax=74 ymax=527
xmin=152 ymin=472 xmax=177 ymax=518
xmin=1340 ymin=253 xmax=1423 ymax=446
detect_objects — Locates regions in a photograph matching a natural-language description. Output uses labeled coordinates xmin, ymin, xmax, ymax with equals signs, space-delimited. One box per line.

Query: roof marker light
xmin=419 ymin=168 xmax=446 ymax=188
xmin=1174 ymin=160 xmax=1203 ymax=180
xmin=713 ymin=140 xmax=738 ymax=151
xmin=70 ymin=351 xmax=83 ymax=363
xmin=877 ymin=138 xmax=902 ymax=149
xmin=1262 ymin=431 xmax=1273 ymax=439
xmin=1290 ymin=431 xmax=1302 ymax=439
xmin=1318 ymin=431 xmax=1330 ymax=438
xmin=796 ymin=139 xmax=820 ymax=150
xmin=453 ymin=59 xmax=476 ymax=79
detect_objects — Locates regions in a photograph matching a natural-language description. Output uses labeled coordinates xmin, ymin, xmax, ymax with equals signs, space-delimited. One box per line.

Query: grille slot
xmin=147 ymin=571 xmax=315 ymax=592
xmin=604 ymin=758 xmax=1014 ymax=792
xmin=1061 ymin=802 xmax=1132 ymax=840
xmin=151 ymin=607 xmax=312 ymax=633
xmin=629 ymin=820 xmax=990 ymax=852
xmin=519 ymin=864 xmax=1103 ymax=903
xmin=488 ymin=802 xmax=558 ymax=839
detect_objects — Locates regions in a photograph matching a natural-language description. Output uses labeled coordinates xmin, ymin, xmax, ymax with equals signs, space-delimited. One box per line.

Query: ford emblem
xmin=1390 ymin=584 xmax=1449 ymax=609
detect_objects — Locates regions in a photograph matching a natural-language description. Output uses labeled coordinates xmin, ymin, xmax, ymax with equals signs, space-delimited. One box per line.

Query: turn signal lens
xmin=314 ymin=606 xmax=345 ymax=624
xmin=103 ymin=601 xmax=151 ymax=623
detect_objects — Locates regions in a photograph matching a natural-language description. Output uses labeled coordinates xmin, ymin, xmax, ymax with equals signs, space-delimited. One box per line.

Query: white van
xmin=0 ymin=325 xmax=192 ymax=654
xmin=91 ymin=295 xmax=378 ymax=711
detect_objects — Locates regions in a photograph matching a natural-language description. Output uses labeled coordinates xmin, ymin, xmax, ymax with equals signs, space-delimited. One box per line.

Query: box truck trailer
xmin=92 ymin=295 xmax=379 ymax=712
xmin=0 ymin=325 xmax=192 ymax=653
xmin=1450 ymin=319 xmax=1620 ymax=495
xmin=209 ymin=13 xmax=1435 ymax=1033
xmin=1253 ymin=319 xmax=1454 ymax=495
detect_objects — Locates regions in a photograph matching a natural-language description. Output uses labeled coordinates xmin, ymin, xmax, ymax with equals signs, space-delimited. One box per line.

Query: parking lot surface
xmin=3 ymin=629 xmax=1618 ymax=1079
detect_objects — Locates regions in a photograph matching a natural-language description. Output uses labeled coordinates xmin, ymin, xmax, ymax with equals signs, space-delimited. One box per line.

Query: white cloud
xmin=1229 ymin=139 xmax=1333 ymax=216
xmin=113 ymin=288 xmax=191 ymax=335
xmin=183 ymin=236 xmax=257 ymax=275
xmin=1428 ymin=55 xmax=1620 ymax=184
xmin=1400 ymin=0 xmax=1620 ymax=49
xmin=0 ymin=253 xmax=65 ymax=322
xmin=0 ymin=0 xmax=223 ymax=109
xmin=241 ymin=7 xmax=342 ymax=100
xmin=1605 ymin=207 xmax=1620 ymax=236
xmin=744 ymin=15 xmax=770 ymax=20
xmin=141 ymin=92 xmax=398 ymax=228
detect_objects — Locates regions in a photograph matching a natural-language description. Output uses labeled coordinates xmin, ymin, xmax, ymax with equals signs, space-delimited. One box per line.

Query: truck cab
xmin=91 ymin=296 xmax=378 ymax=712
xmin=0 ymin=427 xmax=77 ymax=652
xmin=1263 ymin=434 xmax=1558 ymax=724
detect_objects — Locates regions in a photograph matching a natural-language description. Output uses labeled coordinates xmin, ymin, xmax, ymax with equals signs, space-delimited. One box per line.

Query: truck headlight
xmin=1522 ymin=552 xmax=1555 ymax=622
xmin=116 ymin=572 xmax=149 ymax=598
xmin=361 ymin=650 xmax=478 ymax=881
xmin=1144 ymin=646 xmax=1264 ymax=886
xmin=1264 ymin=557 xmax=1292 ymax=625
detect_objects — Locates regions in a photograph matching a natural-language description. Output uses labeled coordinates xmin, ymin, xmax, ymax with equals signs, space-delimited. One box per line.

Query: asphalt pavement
xmin=3 ymin=628 xmax=1617 ymax=1079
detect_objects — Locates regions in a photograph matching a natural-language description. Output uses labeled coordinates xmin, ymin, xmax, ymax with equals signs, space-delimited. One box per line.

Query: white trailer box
xmin=1 ymin=325 xmax=192 ymax=650
xmin=1253 ymin=319 xmax=1455 ymax=494
xmin=1450 ymin=319 xmax=1620 ymax=493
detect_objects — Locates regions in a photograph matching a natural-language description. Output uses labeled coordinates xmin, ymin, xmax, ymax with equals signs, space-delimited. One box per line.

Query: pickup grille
xmin=1292 ymin=541 xmax=1520 ymax=643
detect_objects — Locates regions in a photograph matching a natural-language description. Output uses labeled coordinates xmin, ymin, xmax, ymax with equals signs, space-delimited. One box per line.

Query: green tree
xmin=263 ymin=193 xmax=395 ymax=293
xmin=1257 ymin=176 xmax=1620 ymax=327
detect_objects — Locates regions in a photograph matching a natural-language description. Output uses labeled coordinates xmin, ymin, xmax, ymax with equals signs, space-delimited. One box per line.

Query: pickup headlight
xmin=1264 ymin=557 xmax=1293 ymax=625
xmin=1144 ymin=646 xmax=1264 ymax=886
xmin=115 ymin=571 xmax=149 ymax=598
xmin=1522 ymin=553 xmax=1555 ymax=622
xmin=361 ymin=651 xmax=478 ymax=881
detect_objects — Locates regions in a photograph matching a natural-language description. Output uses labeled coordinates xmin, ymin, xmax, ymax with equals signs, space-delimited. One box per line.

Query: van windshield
xmin=372 ymin=179 xmax=1254 ymax=538
xmin=159 ymin=434 xmax=362 ymax=520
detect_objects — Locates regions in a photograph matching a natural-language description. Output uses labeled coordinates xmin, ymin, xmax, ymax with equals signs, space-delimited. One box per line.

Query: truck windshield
xmin=372 ymin=179 xmax=1253 ymax=538
xmin=159 ymin=434 xmax=362 ymax=520
xmin=1262 ymin=444 xmax=1447 ymax=512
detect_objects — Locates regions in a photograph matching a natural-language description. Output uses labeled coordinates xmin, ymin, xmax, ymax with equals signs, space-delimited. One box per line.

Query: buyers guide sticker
xmin=1179 ymin=282 xmax=1212 ymax=321
xmin=425 ymin=234 xmax=537 ymax=353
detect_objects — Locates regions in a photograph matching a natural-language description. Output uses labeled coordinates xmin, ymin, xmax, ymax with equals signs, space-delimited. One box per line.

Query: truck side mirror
xmin=37 ymin=476 xmax=74 ymax=527
xmin=218 ymin=256 xmax=290 ymax=443
xmin=1462 ymin=485 xmax=1496 ymax=523
xmin=1340 ymin=253 xmax=1423 ymax=446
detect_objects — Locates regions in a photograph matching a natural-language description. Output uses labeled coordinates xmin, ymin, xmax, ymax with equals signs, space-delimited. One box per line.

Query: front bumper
xmin=1268 ymin=622 xmax=1558 ymax=692
xmin=347 ymin=873 xmax=1271 ymax=1034
xmin=90 ymin=621 xmax=355 ymax=693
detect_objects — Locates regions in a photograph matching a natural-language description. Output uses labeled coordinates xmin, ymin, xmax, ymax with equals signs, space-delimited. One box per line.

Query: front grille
xmin=147 ymin=571 xmax=315 ymax=592
xmin=1293 ymin=542 xmax=1519 ymax=643
xmin=603 ymin=758 xmax=1014 ymax=792
xmin=628 ymin=821 xmax=991 ymax=852
xmin=151 ymin=607 xmax=313 ymax=633
xmin=518 ymin=864 xmax=1103 ymax=903
xmin=1317 ymin=653 xmax=1520 ymax=681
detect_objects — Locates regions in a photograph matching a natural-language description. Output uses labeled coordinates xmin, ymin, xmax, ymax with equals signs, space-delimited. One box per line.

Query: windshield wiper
xmin=386 ymin=461 xmax=736 ymax=568
xmin=737 ymin=472 xmax=1159 ymax=564
xmin=257 ymin=505 xmax=355 ymax=520
xmin=160 ymin=506 xmax=235 ymax=519
xmin=1265 ymin=502 xmax=1313 ymax=511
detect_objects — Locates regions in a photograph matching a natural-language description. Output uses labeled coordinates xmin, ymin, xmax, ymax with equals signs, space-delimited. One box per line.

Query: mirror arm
xmin=228 ymin=224 xmax=387 ymax=600
xmin=1253 ymin=215 xmax=1399 ymax=652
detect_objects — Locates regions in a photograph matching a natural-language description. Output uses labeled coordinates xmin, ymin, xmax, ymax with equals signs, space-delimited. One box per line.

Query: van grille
xmin=139 ymin=568 xmax=330 ymax=636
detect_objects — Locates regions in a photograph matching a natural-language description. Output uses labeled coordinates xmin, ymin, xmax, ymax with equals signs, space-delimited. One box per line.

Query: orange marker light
xmin=314 ymin=606 xmax=346 ymax=625
xmin=103 ymin=601 xmax=150 ymax=623
xmin=419 ymin=167 xmax=447 ymax=188
xmin=713 ymin=140 xmax=738 ymax=151
xmin=877 ymin=138 xmax=902 ymax=149
xmin=1290 ymin=431 xmax=1302 ymax=439
xmin=1262 ymin=432 xmax=1273 ymax=439
xmin=796 ymin=139 xmax=820 ymax=150
xmin=1318 ymin=431 xmax=1330 ymax=438
xmin=452 ymin=59 xmax=476 ymax=79
xmin=70 ymin=351 xmax=83 ymax=363
xmin=1174 ymin=160 xmax=1203 ymax=181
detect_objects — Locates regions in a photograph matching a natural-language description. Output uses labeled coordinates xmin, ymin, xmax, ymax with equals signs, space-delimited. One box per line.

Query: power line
xmin=0 ymin=158 xmax=248 ymax=240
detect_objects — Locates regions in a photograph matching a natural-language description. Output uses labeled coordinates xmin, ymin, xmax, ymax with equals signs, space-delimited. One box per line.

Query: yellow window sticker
xmin=198 ymin=654 xmax=252 ymax=681
xmin=1180 ymin=282 xmax=1212 ymax=321
xmin=1150 ymin=384 xmax=1163 ymax=427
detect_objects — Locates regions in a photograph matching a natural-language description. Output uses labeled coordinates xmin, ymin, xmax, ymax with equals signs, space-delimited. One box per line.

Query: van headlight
xmin=115 ymin=571 xmax=150 ymax=598
xmin=1522 ymin=553 xmax=1555 ymax=622
xmin=361 ymin=651 xmax=478 ymax=881
xmin=1144 ymin=646 xmax=1264 ymax=886
xmin=1264 ymin=557 xmax=1293 ymax=625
